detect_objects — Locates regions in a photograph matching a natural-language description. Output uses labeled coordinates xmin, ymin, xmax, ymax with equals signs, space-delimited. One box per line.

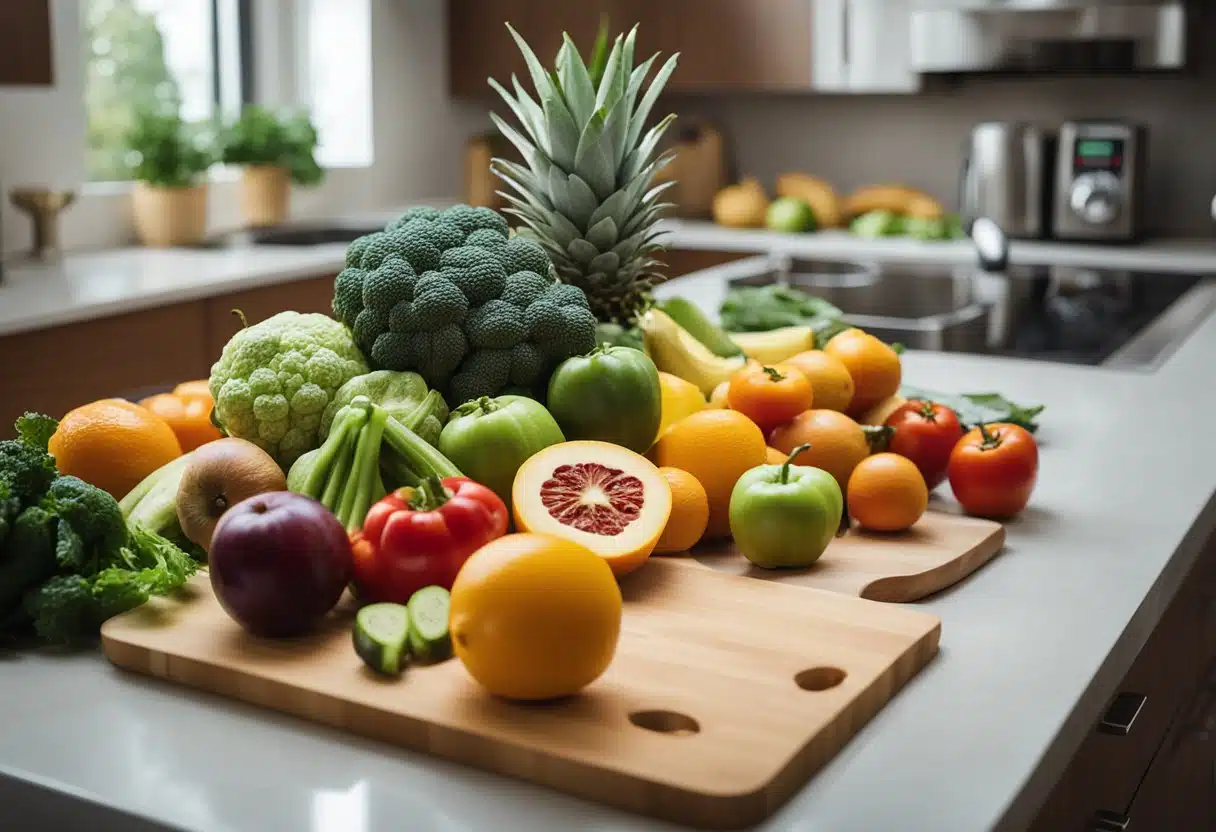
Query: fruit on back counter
xmin=450 ymin=533 xmax=622 ymax=701
xmin=349 ymin=476 xmax=507 ymax=605
xmin=776 ymin=173 xmax=842 ymax=228
xmin=767 ymin=197 xmax=817 ymax=233
xmin=331 ymin=205 xmax=597 ymax=405
xmin=512 ymin=441 xmax=672 ymax=577
xmin=1 ymin=414 xmax=199 ymax=644
xmin=712 ymin=177 xmax=769 ymax=229
xmin=208 ymin=490 xmax=352 ymax=638
xmin=50 ymin=398 xmax=183 ymax=501
xmin=729 ymin=444 xmax=843 ymax=569
xmin=176 ymin=438 xmax=286 ymax=551
xmin=438 ymin=395 xmax=565 ymax=514
xmin=546 ymin=346 xmax=661 ymax=454
xmin=209 ymin=310 xmax=368 ymax=469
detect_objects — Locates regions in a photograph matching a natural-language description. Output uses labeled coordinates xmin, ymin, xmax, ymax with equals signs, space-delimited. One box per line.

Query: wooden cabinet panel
xmin=449 ymin=0 xmax=813 ymax=97
xmin=203 ymin=276 xmax=337 ymax=362
xmin=0 ymin=304 xmax=210 ymax=436
xmin=0 ymin=0 xmax=53 ymax=86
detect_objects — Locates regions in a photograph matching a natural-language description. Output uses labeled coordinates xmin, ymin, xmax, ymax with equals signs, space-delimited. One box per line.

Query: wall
xmin=0 ymin=0 xmax=488 ymax=256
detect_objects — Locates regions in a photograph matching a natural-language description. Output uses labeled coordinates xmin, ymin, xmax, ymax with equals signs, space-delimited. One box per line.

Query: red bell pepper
xmin=349 ymin=476 xmax=508 ymax=604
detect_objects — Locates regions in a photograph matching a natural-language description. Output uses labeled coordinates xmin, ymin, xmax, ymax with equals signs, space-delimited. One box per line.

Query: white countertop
xmin=3 ymin=217 xmax=1216 ymax=338
xmin=2 ymin=245 xmax=1216 ymax=830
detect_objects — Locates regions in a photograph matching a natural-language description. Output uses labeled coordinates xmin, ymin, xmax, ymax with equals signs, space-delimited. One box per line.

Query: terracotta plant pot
xmin=132 ymin=182 xmax=208 ymax=247
xmin=240 ymin=165 xmax=291 ymax=228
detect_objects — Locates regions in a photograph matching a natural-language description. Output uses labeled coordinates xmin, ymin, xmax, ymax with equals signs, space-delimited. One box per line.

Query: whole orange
xmin=769 ymin=409 xmax=870 ymax=491
xmin=765 ymin=446 xmax=788 ymax=465
xmin=50 ymin=399 xmax=183 ymax=500
xmin=824 ymin=329 xmax=901 ymax=417
xmin=847 ymin=452 xmax=928 ymax=532
xmin=653 ymin=467 xmax=710 ymax=553
xmin=783 ymin=350 xmax=855 ymax=413
xmin=450 ymin=533 xmax=622 ymax=701
xmin=139 ymin=392 xmax=222 ymax=452
xmin=173 ymin=380 xmax=213 ymax=399
xmin=651 ymin=409 xmax=767 ymax=539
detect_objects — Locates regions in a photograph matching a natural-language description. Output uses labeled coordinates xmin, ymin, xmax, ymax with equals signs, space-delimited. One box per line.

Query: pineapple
xmin=489 ymin=23 xmax=679 ymax=325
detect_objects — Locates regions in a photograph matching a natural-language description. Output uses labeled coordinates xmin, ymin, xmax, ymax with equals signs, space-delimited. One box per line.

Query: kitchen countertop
xmin=2 ymin=217 xmax=1216 ymax=338
xmin=3 ymin=257 xmax=1216 ymax=831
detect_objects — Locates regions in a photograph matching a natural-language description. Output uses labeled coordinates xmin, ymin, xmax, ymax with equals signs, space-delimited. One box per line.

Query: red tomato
xmin=351 ymin=476 xmax=509 ymax=604
xmin=726 ymin=363 xmax=814 ymax=434
xmin=885 ymin=399 xmax=965 ymax=490
xmin=947 ymin=423 xmax=1039 ymax=518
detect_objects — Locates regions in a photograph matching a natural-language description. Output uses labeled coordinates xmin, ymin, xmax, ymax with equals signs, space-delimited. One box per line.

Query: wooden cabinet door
xmin=0 ymin=0 xmax=52 ymax=86
xmin=641 ymin=0 xmax=812 ymax=92
xmin=449 ymin=0 xmax=615 ymax=98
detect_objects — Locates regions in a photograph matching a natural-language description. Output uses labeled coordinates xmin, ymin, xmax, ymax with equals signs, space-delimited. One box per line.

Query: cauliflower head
xmin=331 ymin=204 xmax=597 ymax=406
xmin=209 ymin=311 xmax=368 ymax=467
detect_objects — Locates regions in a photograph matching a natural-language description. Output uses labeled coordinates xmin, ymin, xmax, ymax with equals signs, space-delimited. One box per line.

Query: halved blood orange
xmin=512 ymin=441 xmax=673 ymax=577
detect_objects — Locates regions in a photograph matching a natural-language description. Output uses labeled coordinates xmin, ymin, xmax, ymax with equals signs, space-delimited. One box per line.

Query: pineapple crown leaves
xmin=487 ymin=22 xmax=679 ymax=321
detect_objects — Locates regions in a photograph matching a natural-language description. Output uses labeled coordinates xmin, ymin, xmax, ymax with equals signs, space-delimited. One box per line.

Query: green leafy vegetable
xmin=719 ymin=284 xmax=845 ymax=345
xmin=900 ymin=386 xmax=1045 ymax=434
xmin=1 ymin=414 xmax=200 ymax=644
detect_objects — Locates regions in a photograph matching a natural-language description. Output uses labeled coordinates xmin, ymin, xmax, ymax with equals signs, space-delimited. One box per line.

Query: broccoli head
xmin=209 ymin=311 xmax=369 ymax=467
xmin=331 ymin=204 xmax=596 ymax=405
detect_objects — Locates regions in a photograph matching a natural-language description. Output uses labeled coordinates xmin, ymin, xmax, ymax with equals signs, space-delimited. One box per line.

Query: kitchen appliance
xmin=653 ymin=121 xmax=729 ymax=219
xmin=1051 ymin=121 xmax=1147 ymax=242
xmin=959 ymin=122 xmax=1050 ymax=239
xmin=103 ymin=558 xmax=941 ymax=829
xmin=910 ymin=1 xmax=1187 ymax=75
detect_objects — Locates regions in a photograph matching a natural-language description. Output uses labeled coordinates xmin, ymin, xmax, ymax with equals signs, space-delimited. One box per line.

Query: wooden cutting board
xmin=687 ymin=510 xmax=1005 ymax=602
xmin=101 ymin=559 xmax=941 ymax=829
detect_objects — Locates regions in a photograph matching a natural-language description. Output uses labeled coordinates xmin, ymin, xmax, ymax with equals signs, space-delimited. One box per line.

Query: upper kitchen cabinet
xmin=448 ymin=0 xmax=917 ymax=96
xmin=0 ymin=0 xmax=53 ymax=86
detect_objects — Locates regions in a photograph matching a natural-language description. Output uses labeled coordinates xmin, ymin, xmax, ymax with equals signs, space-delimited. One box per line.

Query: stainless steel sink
xmin=191 ymin=221 xmax=384 ymax=249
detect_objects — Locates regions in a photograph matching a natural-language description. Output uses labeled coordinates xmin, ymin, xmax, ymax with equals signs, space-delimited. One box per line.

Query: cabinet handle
xmin=1098 ymin=692 xmax=1147 ymax=736
xmin=1093 ymin=809 xmax=1130 ymax=830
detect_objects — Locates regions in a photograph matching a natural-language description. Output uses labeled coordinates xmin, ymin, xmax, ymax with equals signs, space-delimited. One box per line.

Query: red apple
xmin=209 ymin=491 xmax=352 ymax=637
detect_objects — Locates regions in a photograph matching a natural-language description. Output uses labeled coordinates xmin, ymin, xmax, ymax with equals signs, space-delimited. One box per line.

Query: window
xmin=84 ymin=0 xmax=248 ymax=182
xmin=302 ymin=0 xmax=373 ymax=168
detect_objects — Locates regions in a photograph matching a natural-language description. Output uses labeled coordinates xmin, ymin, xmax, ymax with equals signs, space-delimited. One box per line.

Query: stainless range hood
xmin=910 ymin=1 xmax=1187 ymax=74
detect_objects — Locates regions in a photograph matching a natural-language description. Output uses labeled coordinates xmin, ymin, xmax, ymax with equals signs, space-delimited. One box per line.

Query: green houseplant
xmin=126 ymin=108 xmax=214 ymax=247
xmin=218 ymin=106 xmax=324 ymax=227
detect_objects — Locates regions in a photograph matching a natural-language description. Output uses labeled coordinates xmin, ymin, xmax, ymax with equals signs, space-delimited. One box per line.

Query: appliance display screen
xmin=1073 ymin=137 xmax=1125 ymax=174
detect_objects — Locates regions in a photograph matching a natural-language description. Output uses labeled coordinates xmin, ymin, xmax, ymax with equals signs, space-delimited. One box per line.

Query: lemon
xmin=656 ymin=371 xmax=706 ymax=440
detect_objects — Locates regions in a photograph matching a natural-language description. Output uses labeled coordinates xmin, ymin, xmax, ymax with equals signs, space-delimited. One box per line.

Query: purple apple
xmin=208 ymin=491 xmax=352 ymax=637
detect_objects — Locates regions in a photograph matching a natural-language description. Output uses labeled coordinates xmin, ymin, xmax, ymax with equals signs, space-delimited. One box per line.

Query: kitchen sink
xmin=692 ymin=254 xmax=1214 ymax=370
xmin=191 ymin=221 xmax=384 ymax=249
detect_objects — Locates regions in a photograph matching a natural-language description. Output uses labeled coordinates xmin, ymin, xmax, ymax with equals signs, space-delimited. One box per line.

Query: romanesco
xmin=331 ymin=204 xmax=596 ymax=405
xmin=209 ymin=311 xmax=368 ymax=467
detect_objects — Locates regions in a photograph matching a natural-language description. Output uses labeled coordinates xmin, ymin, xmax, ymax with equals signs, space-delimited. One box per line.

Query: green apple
xmin=766 ymin=197 xmax=817 ymax=233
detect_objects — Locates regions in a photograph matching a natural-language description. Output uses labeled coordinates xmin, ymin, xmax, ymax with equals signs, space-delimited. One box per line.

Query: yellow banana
xmin=728 ymin=326 xmax=814 ymax=365
xmin=639 ymin=309 xmax=747 ymax=396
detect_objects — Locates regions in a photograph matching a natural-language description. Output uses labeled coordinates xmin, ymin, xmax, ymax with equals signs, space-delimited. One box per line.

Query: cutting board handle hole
xmin=628 ymin=710 xmax=700 ymax=736
xmin=795 ymin=667 xmax=847 ymax=691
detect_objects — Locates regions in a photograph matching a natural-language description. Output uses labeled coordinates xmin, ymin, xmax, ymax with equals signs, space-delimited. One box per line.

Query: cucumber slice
xmin=353 ymin=603 xmax=410 ymax=675
xmin=406 ymin=586 xmax=452 ymax=662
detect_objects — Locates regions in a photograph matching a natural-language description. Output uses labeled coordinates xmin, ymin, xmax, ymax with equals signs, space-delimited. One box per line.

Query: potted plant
xmin=218 ymin=106 xmax=324 ymax=228
xmin=127 ymin=108 xmax=214 ymax=247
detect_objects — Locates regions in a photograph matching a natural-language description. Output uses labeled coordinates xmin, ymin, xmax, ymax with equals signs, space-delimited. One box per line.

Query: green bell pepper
xmin=546 ymin=345 xmax=662 ymax=453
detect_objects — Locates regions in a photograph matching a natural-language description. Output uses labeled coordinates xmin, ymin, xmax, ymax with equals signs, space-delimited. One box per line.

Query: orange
xmin=653 ymin=467 xmax=710 ymax=553
xmin=847 ymin=452 xmax=928 ymax=532
xmin=824 ymin=328 xmax=902 ymax=418
xmin=173 ymin=380 xmax=213 ymax=398
xmin=765 ymin=446 xmax=788 ymax=465
xmin=769 ymin=409 xmax=869 ymax=491
xmin=450 ymin=533 xmax=622 ymax=701
xmin=50 ymin=399 xmax=183 ymax=500
xmin=651 ymin=409 xmax=766 ymax=539
xmin=139 ymin=392 xmax=223 ymax=452
xmin=783 ymin=350 xmax=854 ymax=413
xmin=657 ymin=372 xmax=706 ymax=441
xmin=512 ymin=441 xmax=672 ymax=577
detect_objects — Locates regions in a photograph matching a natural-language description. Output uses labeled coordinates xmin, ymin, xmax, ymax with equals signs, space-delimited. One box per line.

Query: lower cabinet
xmin=1032 ymin=536 xmax=1216 ymax=830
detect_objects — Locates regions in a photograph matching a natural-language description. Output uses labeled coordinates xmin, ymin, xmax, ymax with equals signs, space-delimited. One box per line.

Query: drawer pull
xmin=1099 ymin=692 xmax=1147 ymax=736
xmin=1093 ymin=809 xmax=1130 ymax=830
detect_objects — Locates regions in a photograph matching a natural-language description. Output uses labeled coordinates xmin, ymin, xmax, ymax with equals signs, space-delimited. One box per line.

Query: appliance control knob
xmin=1070 ymin=172 xmax=1122 ymax=226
